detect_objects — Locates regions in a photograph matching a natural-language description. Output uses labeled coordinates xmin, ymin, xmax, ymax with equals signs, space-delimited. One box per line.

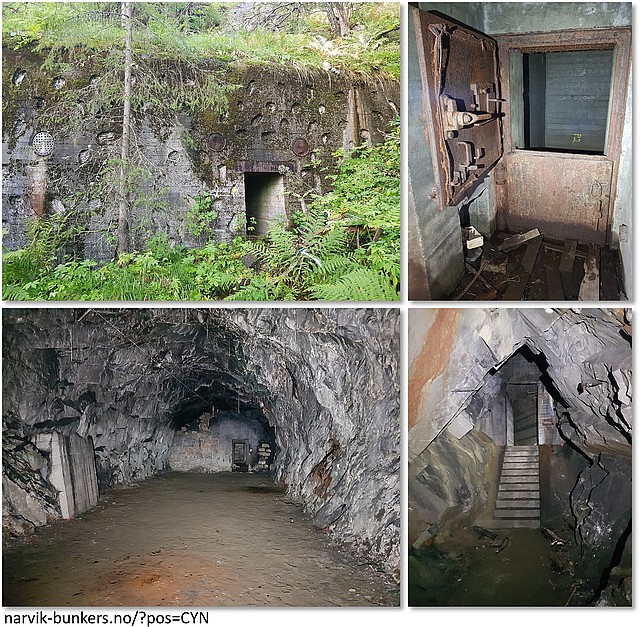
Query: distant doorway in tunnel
xmin=506 ymin=383 xmax=538 ymax=445
xmin=244 ymin=173 xmax=285 ymax=236
xmin=232 ymin=439 xmax=249 ymax=472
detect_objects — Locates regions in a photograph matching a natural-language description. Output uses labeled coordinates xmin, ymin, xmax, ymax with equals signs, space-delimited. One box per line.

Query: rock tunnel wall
xmin=2 ymin=49 xmax=399 ymax=258
xmin=2 ymin=308 xmax=400 ymax=573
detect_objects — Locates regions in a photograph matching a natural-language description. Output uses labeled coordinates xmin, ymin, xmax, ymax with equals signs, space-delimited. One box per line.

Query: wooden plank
xmin=559 ymin=240 xmax=578 ymax=274
xmin=501 ymin=269 xmax=528 ymax=301
xmin=521 ymin=235 xmax=542 ymax=273
xmin=559 ymin=239 xmax=578 ymax=297
xmin=500 ymin=240 xmax=541 ymax=302
xmin=600 ymin=248 xmax=620 ymax=300
xmin=545 ymin=262 xmax=565 ymax=300
xmin=498 ymin=228 xmax=541 ymax=252
xmin=579 ymin=244 xmax=600 ymax=301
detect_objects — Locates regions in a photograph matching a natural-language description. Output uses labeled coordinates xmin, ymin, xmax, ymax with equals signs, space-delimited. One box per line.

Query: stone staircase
xmin=491 ymin=445 xmax=540 ymax=528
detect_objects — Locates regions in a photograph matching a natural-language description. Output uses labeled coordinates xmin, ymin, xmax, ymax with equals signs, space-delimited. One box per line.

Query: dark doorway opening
xmin=232 ymin=439 xmax=249 ymax=472
xmin=244 ymin=173 xmax=285 ymax=236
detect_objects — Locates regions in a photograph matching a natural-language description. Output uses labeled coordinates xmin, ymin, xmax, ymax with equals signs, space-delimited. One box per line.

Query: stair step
xmin=490 ymin=519 xmax=540 ymax=529
xmin=494 ymin=509 xmax=540 ymax=518
xmin=496 ymin=499 xmax=540 ymax=509
xmin=499 ymin=490 xmax=540 ymax=499
xmin=500 ymin=476 xmax=538 ymax=489
xmin=502 ymin=462 xmax=539 ymax=469
xmin=501 ymin=468 xmax=539 ymax=476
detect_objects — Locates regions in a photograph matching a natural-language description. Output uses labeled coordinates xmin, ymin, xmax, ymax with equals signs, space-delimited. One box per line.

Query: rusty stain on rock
xmin=408 ymin=309 xmax=459 ymax=430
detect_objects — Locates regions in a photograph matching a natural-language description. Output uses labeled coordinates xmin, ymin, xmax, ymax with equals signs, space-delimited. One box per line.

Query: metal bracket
xmin=441 ymin=95 xmax=495 ymax=138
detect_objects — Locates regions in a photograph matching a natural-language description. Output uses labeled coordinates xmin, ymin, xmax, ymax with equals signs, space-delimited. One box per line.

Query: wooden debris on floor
xmin=449 ymin=229 xmax=623 ymax=301
xmin=497 ymin=228 xmax=541 ymax=252
xmin=579 ymin=244 xmax=600 ymax=301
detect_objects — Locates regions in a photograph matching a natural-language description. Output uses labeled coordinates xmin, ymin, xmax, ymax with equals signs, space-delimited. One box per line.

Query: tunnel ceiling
xmin=409 ymin=308 xmax=632 ymax=472
xmin=3 ymin=307 xmax=401 ymax=573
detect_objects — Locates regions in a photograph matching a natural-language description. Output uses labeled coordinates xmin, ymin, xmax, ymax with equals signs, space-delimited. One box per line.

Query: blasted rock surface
xmin=2 ymin=308 xmax=400 ymax=573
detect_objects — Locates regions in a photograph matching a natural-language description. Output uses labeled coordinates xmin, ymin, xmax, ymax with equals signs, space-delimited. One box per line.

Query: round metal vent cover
xmin=32 ymin=132 xmax=55 ymax=156
xmin=292 ymin=137 xmax=310 ymax=157
xmin=207 ymin=133 xmax=226 ymax=151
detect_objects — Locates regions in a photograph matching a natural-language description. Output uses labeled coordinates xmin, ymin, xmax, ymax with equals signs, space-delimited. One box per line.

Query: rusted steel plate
xmin=503 ymin=152 xmax=613 ymax=245
xmin=412 ymin=7 xmax=503 ymax=207
xmin=496 ymin=28 xmax=631 ymax=247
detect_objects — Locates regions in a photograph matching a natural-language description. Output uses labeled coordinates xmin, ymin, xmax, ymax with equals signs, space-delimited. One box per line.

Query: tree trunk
xmin=325 ymin=2 xmax=353 ymax=37
xmin=117 ymin=1 xmax=133 ymax=256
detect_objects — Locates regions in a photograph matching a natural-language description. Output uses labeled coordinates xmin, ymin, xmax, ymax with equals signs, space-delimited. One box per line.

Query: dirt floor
xmin=409 ymin=527 xmax=591 ymax=607
xmin=3 ymin=472 xmax=399 ymax=607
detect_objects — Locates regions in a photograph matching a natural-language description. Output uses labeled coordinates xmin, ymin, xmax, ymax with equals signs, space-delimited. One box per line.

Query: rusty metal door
xmin=412 ymin=7 xmax=503 ymax=207
xmin=502 ymin=153 xmax=613 ymax=244
xmin=495 ymin=29 xmax=631 ymax=245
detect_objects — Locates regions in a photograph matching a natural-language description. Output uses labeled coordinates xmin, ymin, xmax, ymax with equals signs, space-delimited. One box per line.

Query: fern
xmin=309 ymin=268 xmax=399 ymax=302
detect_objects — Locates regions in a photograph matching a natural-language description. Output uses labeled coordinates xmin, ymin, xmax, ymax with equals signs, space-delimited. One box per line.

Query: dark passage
xmin=244 ymin=172 xmax=285 ymax=236
xmin=522 ymin=50 xmax=614 ymax=154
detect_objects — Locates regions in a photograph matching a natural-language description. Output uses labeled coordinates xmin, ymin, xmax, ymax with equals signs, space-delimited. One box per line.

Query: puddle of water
xmin=409 ymin=528 xmax=586 ymax=606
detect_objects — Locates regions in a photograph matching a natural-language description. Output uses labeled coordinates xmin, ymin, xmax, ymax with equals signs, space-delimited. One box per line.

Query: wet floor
xmin=409 ymin=527 xmax=588 ymax=607
xmin=4 ymin=472 xmax=398 ymax=607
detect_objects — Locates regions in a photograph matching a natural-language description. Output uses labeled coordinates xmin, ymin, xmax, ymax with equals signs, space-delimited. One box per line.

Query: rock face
xmin=2 ymin=308 xmax=400 ymax=573
xmin=2 ymin=49 xmax=399 ymax=257
xmin=408 ymin=308 xmax=632 ymax=600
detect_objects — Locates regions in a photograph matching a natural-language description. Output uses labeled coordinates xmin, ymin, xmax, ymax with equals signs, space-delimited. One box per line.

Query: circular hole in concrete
xmin=31 ymin=132 xmax=55 ymax=157
xmin=207 ymin=133 xmax=227 ymax=151
xmin=292 ymin=137 xmax=310 ymax=157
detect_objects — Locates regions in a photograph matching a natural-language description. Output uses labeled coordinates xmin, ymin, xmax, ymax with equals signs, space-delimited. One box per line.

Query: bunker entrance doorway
xmin=244 ymin=172 xmax=285 ymax=236
xmin=507 ymin=382 xmax=538 ymax=445
xmin=232 ymin=439 xmax=249 ymax=472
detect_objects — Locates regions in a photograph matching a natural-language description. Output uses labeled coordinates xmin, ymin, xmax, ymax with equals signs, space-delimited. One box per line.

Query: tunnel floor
xmin=450 ymin=232 xmax=624 ymax=300
xmin=3 ymin=472 xmax=399 ymax=607
xmin=409 ymin=527 xmax=592 ymax=606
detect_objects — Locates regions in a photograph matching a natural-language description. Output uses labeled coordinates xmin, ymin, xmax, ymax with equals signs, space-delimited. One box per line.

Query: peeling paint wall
xmin=483 ymin=2 xmax=632 ymax=35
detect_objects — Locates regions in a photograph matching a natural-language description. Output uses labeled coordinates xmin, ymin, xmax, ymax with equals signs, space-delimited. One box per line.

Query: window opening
xmin=517 ymin=49 xmax=614 ymax=155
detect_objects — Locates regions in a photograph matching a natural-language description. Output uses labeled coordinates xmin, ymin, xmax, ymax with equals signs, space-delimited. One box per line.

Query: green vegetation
xmin=2 ymin=2 xmax=399 ymax=79
xmin=3 ymin=124 xmax=400 ymax=301
xmin=2 ymin=3 xmax=399 ymax=301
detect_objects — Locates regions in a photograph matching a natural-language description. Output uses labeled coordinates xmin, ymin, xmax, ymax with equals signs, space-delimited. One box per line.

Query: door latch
xmin=441 ymin=96 xmax=495 ymax=138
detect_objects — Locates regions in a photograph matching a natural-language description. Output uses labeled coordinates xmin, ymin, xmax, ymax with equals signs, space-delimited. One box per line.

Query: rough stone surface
xmin=409 ymin=429 xmax=499 ymax=546
xmin=2 ymin=308 xmax=400 ymax=574
xmin=409 ymin=308 xmax=631 ymax=600
xmin=2 ymin=51 xmax=399 ymax=258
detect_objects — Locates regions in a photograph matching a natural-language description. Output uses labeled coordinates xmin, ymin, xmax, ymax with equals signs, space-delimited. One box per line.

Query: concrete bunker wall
xmin=2 ymin=51 xmax=399 ymax=258
xmin=169 ymin=410 xmax=273 ymax=472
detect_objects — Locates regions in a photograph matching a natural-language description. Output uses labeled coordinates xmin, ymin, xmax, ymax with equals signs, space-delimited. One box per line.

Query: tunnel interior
xmin=470 ymin=344 xmax=565 ymax=447
xmin=409 ymin=308 xmax=632 ymax=607
xmin=2 ymin=307 xmax=401 ymax=606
